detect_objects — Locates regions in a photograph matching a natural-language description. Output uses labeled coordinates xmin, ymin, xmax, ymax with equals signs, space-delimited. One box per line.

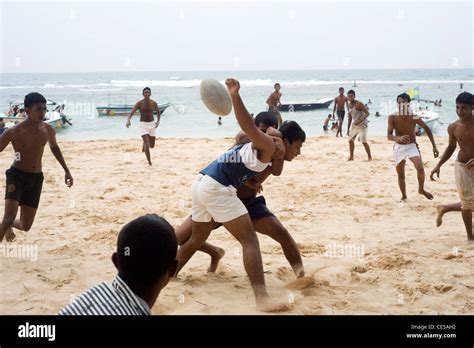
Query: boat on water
xmin=95 ymin=102 xmax=170 ymax=116
xmin=415 ymin=110 xmax=439 ymax=135
xmin=3 ymin=100 xmax=72 ymax=130
xmin=279 ymin=98 xmax=333 ymax=112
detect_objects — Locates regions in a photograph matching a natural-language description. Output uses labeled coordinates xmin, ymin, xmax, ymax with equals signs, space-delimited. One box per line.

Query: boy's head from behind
xmin=24 ymin=92 xmax=47 ymax=122
xmin=455 ymin=92 xmax=473 ymax=119
xmin=112 ymin=214 xmax=178 ymax=306
xmin=254 ymin=112 xmax=278 ymax=132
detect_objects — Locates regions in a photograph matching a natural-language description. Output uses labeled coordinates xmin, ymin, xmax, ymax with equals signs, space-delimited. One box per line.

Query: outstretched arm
xmin=416 ymin=118 xmax=439 ymax=157
xmin=226 ymin=79 xmax=275 ymax=162
xmin=48 ymin=127 xmax=73 ymax=187
xmin=430 ymin=124 xmax=456 ymax=180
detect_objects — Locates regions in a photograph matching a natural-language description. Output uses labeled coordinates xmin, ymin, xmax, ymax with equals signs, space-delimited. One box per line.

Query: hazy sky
xmin=1 ymin=0 xmax=472 ymax=73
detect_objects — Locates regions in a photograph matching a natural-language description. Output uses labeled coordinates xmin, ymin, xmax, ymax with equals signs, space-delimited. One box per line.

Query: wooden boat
xmin=279 ymin=98 xmax=333 ymax=112
xmin=96 ymin=102 xmax=170 ymax=116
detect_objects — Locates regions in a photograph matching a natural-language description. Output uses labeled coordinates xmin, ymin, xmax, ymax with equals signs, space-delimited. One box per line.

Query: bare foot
xmin=5 ymin=227 xmax=15 ymax=242
xmin=399 ymin=195 xmax=407 ymax=203
xmin=419 ymin=189 xmax=434 ymax=200
xmin=368 ymin=157 xmax=372 ymax=161
xmin=207 ymin=247 xmax=225 ymax=273
xmin=256 ymin=296 xmax=291 ymax=313
xmin=436 ymin=205 xmax=445 ymax=227
xmin=348 ymin=157 xmax=354 ymax=161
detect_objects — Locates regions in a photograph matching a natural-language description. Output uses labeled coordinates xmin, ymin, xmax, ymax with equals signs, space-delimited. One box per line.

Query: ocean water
xmin=0 ymin=69 xmax=472 ymax=141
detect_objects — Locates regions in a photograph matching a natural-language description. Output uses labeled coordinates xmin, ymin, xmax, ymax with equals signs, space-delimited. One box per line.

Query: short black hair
xmin=455 ymin=92 xmax=473 ymax=105
xmin=339 ymin=87 xmax=344 ymax=90
xmin=279 ymin=120 xmax=306 ymax=144
xmin=143 ymin=87 xmax=151 ymax=93
xmin=274 ymin=83 xmax=280 ymax=87
xmin=24 ymin=92 xmax=46 ymax=109
xmin=116 ymin=214 xmax=177 ymax=286
xmin=397 ymin=93 xmax=411 ymax=103
xmin=254 ymin=112 xmax=278 ymax=128
xmin=347 ymin=90 xmax=355 ymax=96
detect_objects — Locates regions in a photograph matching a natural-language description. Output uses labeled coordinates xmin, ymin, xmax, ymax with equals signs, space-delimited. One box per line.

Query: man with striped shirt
xmin=60 ymin=214 xmax=178 ymax=315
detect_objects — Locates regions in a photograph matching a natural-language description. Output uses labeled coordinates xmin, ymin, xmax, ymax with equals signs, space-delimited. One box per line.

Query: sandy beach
xmin=0 ymin=135 xmax=473 ymax=315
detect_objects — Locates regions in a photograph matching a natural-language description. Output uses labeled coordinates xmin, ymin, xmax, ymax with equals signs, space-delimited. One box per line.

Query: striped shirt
xmin=59 ymin=275 xmax=151 ymax=315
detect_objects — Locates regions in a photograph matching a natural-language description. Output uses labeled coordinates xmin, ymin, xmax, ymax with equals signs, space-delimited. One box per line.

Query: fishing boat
xmin=415 ymin=110 xmax=439 ymax=135
xmin=95 ymin=102 xmax=170 ymax=116
xmin=3 ymin=100 xmax=72 ymax=130
xmin=279 ymin=98 xmax=333 ymax=112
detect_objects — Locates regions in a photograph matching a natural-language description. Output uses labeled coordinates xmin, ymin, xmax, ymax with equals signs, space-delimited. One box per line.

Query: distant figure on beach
xmin=178 ymin=78 xmax=299 ymax=312
xmin=323 ymin=114 xmax=332 ymax=132
xmin=266 ymin=83 xmax=283 ymax=127
xmin=0 ymin=93 xmax=73 ymax=243
xmin=126 ymin=87 xmax=161 ymax=166
xmin=331 ymin=121 xmax=338 ymax=132
xmin=0 ymin=118 xmax=5 ymax=135
xmin=218 ymin=116 xmax=222 ymax=126
xmin=332 ymin=87 xmax=350 ymax=137
xmin=60 ymin=214 xmax=178 ymax=315
xmin=387 ymin=92 xmax=439 ymax=202
xmin=59 ymin=104 xmax=72 ymax=126
xmin=175 ymin=113 xmax=306 ymax=279
xmin=368 ymin=99 xmax=372 ymax=104
xmin=347 ymin=90 xmax=371 ymax=161
xmin=430 ymin=92 xmax=473 ymax=241
xmin=375 ymin=111 xmax=381 ymax=117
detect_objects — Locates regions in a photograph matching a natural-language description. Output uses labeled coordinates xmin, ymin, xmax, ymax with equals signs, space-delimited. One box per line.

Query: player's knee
xmin=239 ymin=231 xmax=259 ymax=248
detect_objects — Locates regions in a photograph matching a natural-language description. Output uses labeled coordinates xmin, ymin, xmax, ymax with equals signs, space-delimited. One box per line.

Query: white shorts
xmin=192 ymin=174 xmax=248 ymax=223
xmin=393 ymin=143 xmax=420 ymax=166
xmin=454 ymin=160 xmax=474 ymax=210
xmin=348 ymin=125 xmax=368 ymax=143
xmin=140 ymin=121 xmax=157 ymax=137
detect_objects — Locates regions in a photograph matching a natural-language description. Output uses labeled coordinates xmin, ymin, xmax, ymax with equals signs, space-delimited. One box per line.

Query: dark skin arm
xmin=226 ymin=79 xmax=275 ymax=162
xmin=415 ymin=117 xmax=439 ymax=157
xmin=430 ymin=123 xmax=456 ymax=180
xmin=126 ymin=102 xmax=140 ymax=127
xmin=47 ymin=126 xmax=73 ymax=187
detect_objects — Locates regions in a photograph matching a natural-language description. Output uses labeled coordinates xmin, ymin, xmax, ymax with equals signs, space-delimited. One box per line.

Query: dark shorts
xmin=337 ymin=110 xmax=345 ymax=122
xmin=240 ymin=195 xmax=275 ymax=220
xmin=5 ymin=167 xmax=44 ymax=209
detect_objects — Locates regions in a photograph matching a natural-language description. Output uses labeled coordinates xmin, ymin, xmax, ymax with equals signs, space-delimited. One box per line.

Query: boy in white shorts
xmin=387 ymin=93 xmax=439 ymax=201
xmin=126 ymin=87 xmax=161 ymax=165
xmin=177 ymin=79 xmax=305 ymax=312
